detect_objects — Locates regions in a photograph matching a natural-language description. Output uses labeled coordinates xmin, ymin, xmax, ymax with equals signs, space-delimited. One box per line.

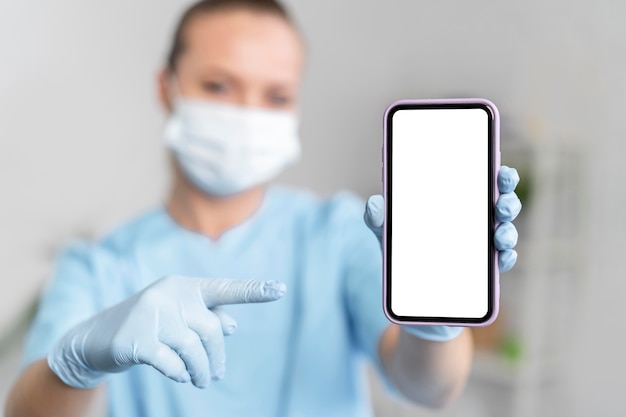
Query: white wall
xmin=1 ymin=0 xmax=626 ymax=415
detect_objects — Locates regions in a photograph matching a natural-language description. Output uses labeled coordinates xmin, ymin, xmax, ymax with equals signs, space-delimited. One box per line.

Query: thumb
xmin=200 ymin=279 xmax=287 ymax=307
xmin=364 ymin=195 xmax=384 ymax=242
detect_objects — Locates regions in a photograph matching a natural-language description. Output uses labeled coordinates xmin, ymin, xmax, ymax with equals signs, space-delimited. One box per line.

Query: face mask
xmin=164 ymin=98 xmax=301 ymax=196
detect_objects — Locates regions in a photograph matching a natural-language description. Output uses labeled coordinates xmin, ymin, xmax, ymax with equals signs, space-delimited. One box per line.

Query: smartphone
xmin=383 ymin=98 xmax=500 ymax=326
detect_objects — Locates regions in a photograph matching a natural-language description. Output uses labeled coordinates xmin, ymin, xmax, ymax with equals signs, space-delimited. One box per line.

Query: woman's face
xmin=163 ymin=9 xmax=304 ymax=111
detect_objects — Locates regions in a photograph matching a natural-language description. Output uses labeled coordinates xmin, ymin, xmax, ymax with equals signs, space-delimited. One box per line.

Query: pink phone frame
xmin=382 ymin=98 xmax=501 ymax=327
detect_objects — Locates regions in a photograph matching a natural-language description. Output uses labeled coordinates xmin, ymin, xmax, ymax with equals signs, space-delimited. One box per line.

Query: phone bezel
xmin=383 ymin=98 xmax=500 ymax=326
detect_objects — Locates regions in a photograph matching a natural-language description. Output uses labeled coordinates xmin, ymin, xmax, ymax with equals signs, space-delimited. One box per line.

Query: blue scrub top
xmin=22 ymin=186 xmax=391 ymax=417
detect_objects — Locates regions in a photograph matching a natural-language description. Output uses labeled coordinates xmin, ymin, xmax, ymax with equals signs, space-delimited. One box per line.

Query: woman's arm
xmin=378 ymin=325 xmax=473 ymax=408
xmin=5 ymin=360 xmax=106 ymax=417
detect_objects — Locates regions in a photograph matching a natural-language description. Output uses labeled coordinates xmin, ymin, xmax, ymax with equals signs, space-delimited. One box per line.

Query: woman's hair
xmin=166 ymin=0 xmax=296 ymax=72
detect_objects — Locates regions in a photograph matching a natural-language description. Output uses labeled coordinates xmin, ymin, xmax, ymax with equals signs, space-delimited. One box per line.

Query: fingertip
xmin=498 ymin=166 xmax=520 ymax=194
xmin=192 ymin=375 xmax=209 ymax=389
xmin=212 ymin=368 xmax=225 ymax=381
xmin=211 ymin=307 xmax=238 ymax=335
xmin=180 ymin=371 xmax=192 ymax=384
xmin=365 ymin=195 xmax=384 ymax=229
xmin=498 ymin=249 xmax=518 ymax=272
xmin=263 ymin=280 xmax=287 ymax=300
xmin=367 ymin=194 xmax=384 ymax=208
xmin=495 ymin=192 xmax=522 ymax=222
xmin=146 ymin=344 xmax=192 ymax=384
xmin=494 ymin=222 xmax=518 ymax=250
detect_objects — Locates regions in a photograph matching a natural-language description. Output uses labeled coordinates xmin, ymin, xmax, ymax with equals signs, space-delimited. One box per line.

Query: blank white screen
xmin=390 ymin=108 xmax=489 ymax=319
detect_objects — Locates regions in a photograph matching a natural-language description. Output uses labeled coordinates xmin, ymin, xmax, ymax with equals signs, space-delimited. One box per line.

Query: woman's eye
xmin=269 ymin=94 xmax=291 ymax=107
xmin=202 ymin=81 xmax=228 ymax=94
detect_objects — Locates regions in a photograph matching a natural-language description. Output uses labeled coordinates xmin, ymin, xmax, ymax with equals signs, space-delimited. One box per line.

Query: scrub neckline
xmin=159 ymin=186 xmax=277 ymax=246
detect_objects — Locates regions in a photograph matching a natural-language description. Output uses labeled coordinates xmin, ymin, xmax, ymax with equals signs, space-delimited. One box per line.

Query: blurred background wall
xmin=1 ymin=0 xmax=625 ymax=416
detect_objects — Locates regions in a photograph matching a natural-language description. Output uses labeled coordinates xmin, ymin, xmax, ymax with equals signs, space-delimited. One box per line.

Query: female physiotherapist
xmin=5 ymin=1 xmax=521 ymax=416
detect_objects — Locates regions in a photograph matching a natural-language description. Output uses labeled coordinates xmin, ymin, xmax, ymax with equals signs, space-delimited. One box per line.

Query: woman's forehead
xmin=180 ymin=10 xmax=303 ymax=67
xmin=173 ymin=10 xmax=303 ymax=87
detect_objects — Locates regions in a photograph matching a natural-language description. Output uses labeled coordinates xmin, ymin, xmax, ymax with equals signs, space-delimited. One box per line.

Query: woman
xmin=5 ymin=1 xmax=521 ymax=416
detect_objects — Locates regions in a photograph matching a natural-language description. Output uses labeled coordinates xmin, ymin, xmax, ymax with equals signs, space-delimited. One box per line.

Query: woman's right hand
xmin=48 ymin=276 xmax=286 ymax=389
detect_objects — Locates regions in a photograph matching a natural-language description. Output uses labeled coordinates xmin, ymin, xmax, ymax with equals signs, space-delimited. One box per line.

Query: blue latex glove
xmin=48 ymin=276 xmax=286 ymax=389
xmin=364 ymin=166 xmax=522 ymax=341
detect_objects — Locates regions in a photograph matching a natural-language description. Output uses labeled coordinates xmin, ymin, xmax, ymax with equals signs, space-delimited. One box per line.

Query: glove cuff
xmin=47 ymin=329 xmax=107 ymax=389
xmin=402 ymin=325 xmax=464 ymax=342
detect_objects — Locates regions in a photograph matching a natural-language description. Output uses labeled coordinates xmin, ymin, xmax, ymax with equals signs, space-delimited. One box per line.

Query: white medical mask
xmin=164 ymin=98 xmax=301 ymax=196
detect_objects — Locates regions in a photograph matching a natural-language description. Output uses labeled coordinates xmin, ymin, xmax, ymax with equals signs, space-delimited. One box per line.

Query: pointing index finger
xmin=200 ymin=279 xmax=287 ymax=308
